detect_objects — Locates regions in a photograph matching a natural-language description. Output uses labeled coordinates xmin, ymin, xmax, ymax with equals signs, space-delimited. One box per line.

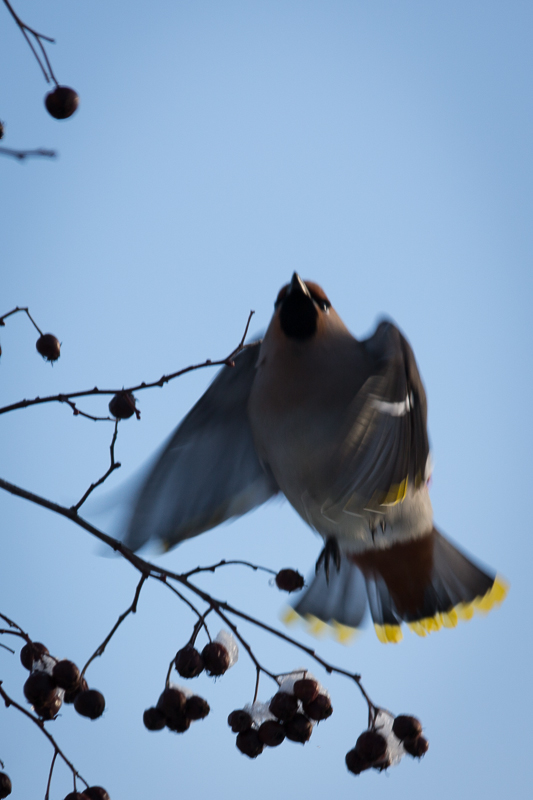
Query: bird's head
xmin=274 ymin=273 xmax=336 ymax=340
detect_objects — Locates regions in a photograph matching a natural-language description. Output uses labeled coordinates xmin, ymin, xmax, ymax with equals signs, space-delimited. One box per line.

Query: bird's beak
xmin=288 ymin=272 xmax=311 ymax=298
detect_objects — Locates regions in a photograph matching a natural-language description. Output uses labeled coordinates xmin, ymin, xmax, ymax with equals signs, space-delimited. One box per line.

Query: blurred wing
xmin=324 ymin=321 xmax=430 ymax=515
xmin=123 ymin=342 xmax=279 ymax=551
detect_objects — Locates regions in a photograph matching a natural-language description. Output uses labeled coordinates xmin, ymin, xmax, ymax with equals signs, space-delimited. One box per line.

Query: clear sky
xmin=1 ymin=2 xmax=531 ymax=799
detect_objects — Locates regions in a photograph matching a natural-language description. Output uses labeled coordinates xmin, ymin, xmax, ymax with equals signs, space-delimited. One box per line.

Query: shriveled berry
xmin=74 ymin=689 xmax=105 ymax=719
xmin=83 ymin=788 xmax=110 ymax=800
xmin=201 ymin=642 xmax=230 ymax=676
xmin=63 ymin=793 xmax=86 ymax=800
xmin=403 ymin=735 xmax=429 ymax=758
xmin=275 ymin=569 xmax=304 ymax=592
xmin=108 ymin=391 xmax=136 ymax=419
xmin=143 ymin=706 xmax=166 ymax=731
xmin=0 ymin=772 xmax=12 ymax=798
xmin=258 ymin=720 xmax=285 ymax=747
xmin=52 ymin=660 xmax=81 ymax=692
xmin=236 ymin=729 xmax=264 ymax=759
xmin=36 ymin=334 xmax=61 ymax=362
xmin=157 ymin=687 xmax=185 ymax=719
xmin=345 ymin=748 xmax=370 ymax=775
xmin=355 ymin=730 xmax=388 ymax=763
xmin=185 ymin=695 xmax=210 ymax=720
xmin=303 ymin=694 xmax=333 ymax=721
xmin=228 ymin=709 xmax=253 ymax=733
xmin=23 ymin=672 xmax=56 ymax=707
xmin=64 ymin=677 xmax=88 ymax=704
xmin=34 ymin=691 xmax=63 ymax=720
xmin=293 ymin=678 xmax=319 ymax=704
xmin=20 ymin=641 xmax=49 ymax=671
xmin=392 ymin=714 xmax=423 ymax=741
xmin=45 ymin=86 xmax=79 ymax=119
xmin=175 ymin=645 xmax=204 ymax=678
xmin=284 ymin=713 xmax=313 ymax=744
xmin=269 ymin=691 xmax=299 ymax=722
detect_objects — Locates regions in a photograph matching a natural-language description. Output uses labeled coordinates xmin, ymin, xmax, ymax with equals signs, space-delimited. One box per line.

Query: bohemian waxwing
xmin=123 ymin=273 xmax=507 ymax=643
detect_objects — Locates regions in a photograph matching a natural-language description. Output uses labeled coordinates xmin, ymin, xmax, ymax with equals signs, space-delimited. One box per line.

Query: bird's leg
xmin=315 ymin=536 xmax=342 ymax=584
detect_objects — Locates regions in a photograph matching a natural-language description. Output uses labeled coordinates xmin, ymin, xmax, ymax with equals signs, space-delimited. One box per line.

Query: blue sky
xmin=1 ymin=2 xmax=532 ymax=798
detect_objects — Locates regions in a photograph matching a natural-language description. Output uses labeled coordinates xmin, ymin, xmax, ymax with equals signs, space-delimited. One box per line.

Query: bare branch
xmin=2 ymin=0 xmax=57 ymax=83
xmin=72 ymin=420 xmax=121 ymax=511
xmin=0 ymin=306 xmax=43 ymax=335
xmin=0 ymin=147 xmax=57 ymax=161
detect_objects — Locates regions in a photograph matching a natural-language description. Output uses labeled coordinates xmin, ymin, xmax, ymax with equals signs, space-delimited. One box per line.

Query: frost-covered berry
xmin=35 ymin=691 xmax=63 ymax=720
xmin=201 ymin=642 xmax=230 ymax=676
xmin=236 ymin=729 xmax=264 ymax=759
xmin=185 ymin=695 xmax=210 ymax=720
xmin=45 ymin=86 xmax=79 ymax=119
xmin=403 ymin=735 xmax=429 ymax=758
xmin=228 ymin=709 xmax=253 ymax=733
xmin=355 ymin=730 xmax=388 ymax=763
xmin=175 ymin=645 xmax=204 ymax=678
xmin=143 ymin=706 xmax=166 ymax=731
xmin=23 ymin=672 xmax=56 ymax=707
xmin=392 ymin=715 xmax=423 ymax=741
xmin=275 ymin=569 xmax=304 ymax=592
xmin=74 ymin=689 xmax=105 ymax=719
xmin=303 ymin=694 xmax=333 ymax=721
xmin=20 ymin=641 xmax=49 ymax=671
xmin=293 ymin=678 xmax=319 ymax=704
xmin=284 ymin=713 xmax=313 ymax=744
xmin=52 ymin=660 xmax=81 ymax=692
xmin=36 ymin=334 xmax=61 ymax=362
xmin=269 ymin=691 xmax=299 ymax=722
xmin=258 ymin=720 xmax=285 ymax=747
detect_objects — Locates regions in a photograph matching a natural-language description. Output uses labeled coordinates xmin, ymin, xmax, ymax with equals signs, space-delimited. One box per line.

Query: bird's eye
xmin=309 ymin=291 xmax=331 ymax=312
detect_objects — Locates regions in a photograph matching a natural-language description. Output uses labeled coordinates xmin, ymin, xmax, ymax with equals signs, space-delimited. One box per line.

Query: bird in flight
xmin=124 ymin=273 xmax=507 ymax=643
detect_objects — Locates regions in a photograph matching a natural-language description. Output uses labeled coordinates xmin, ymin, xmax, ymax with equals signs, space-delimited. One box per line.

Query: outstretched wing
xmin=123 ymin=342 xmax=279 ymax=551
xmin=324 ymin=320 xmax=430 ymax=516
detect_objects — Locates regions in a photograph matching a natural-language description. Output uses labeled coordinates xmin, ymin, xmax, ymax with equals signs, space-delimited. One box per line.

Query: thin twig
xmin=80 ymin=574 xmax=147 ymax=677
xmin=2 ymin=0 xmax=57 ymax=83
xmin=0 ymin=311 xmax=257 ymax=417
xmin=0 ymin=306 xmax=43 ymax=335
xmin=72 ymin=420 xmax=121 ymax=511
xmin=44 ymin=750 xmax=58 ymax=800
xmin=183 ymin=559 xmax=277 ymax=579
xmin=0 ymin=147 xmax=56 ymax=161
xmin=0 ymin=682 xmax=88 ymax=788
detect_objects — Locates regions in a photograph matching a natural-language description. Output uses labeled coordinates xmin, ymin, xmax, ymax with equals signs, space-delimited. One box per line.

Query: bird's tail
xmin=285 ymin=528 xmax=507 ymax=643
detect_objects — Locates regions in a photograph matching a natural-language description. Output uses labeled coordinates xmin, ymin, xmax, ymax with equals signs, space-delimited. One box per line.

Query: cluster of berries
xmin=143 ymin=684 xmax=210 ymax=734
xmin=174 ymin=630 xmax=239 ymax=679
xmin=229 ymin=671 xmax=333 ymax=759
xmin=20 ymin=641 xmax=105 ymax=721
xmin=345 ymin=711 xmax=429 ymax=775
xmin=62 ymin=788 xmax=110 ymax=800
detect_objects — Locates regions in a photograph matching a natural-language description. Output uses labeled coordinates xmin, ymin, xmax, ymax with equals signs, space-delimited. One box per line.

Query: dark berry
xmin=403 ymin=735 xmax=429 ymax=758
xmin=45 ymin=86 xmax=79 ymax=119
xmin=345 ymin=748 xmax=370 ymax=775
xmin=303 ymin=694 xmax=333 ymax=721
xmin=74 ymin=689 xmax=105 ymax=719
xmin=275 ymin=569 xmax=304 ymax=592
xmin=236 ymin=729 xmax=264 ymax=759
xmin=143 ymin=706 xmax=166 ymax=731
xmin=23 ymin=672 xmax=56 ymax=707
xmin=201 ymin=642 xmax=230 ymax=676
xmin=34 ymin=691 xmax=62 ymax=720
xmin=269 ymin=691 xmax=299 ymax=722
xmin=228 ymin=709 xmax=253 ymax=733
xmin=355 ymin=730 xmax=388 ymax=763
xmin=157 ymin=687 xmax=185 ymax=718
xmin=284 ymin=713 xmax=313 ymax=744
xmin=20 ymin=641 xmax=49 ymax=671
xmin=166 ymin=714 xmax=191 ymax=733
xmin=175 ymin=645 xmax=204 ymax=678
xmin=293 ymin=678 xmax=319 ymax=704
xmin=0 ymin=772 xmax=12 ymax=798
xmin=83 ymin=789 xmax=110 ymax=800
xmin=185 ymin=695 xmax=210 ymax=720
xmin=0 ymin=121 xmax=4 ymax=140
xmin=392 ymin=714 xmax=423 ymax=741
xmin=108 ymin=391 xmax=136 ymax=419
xmin=258 ymin=720 xmax=285 ymax=747
xmin=63 ymin=794 xmax=86 ymax=800
xmin=52 ymin=660 xmax=81 ymax=692
xmin=64 ymin=677 xmax=88 ymax=704
xmin=36 ymin=334 xmax=61 ymax=362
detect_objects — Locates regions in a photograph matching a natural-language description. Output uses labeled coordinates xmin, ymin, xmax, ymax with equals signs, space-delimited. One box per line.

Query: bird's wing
xmin=123 ymin=342 xmax=279 ymax=552
xmin=323 ymin=321 xmax=430 ymax=516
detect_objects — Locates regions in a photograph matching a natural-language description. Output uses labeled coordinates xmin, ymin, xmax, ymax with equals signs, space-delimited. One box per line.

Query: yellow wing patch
xmin=281 ymin=608 xmax=359 ymax=646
